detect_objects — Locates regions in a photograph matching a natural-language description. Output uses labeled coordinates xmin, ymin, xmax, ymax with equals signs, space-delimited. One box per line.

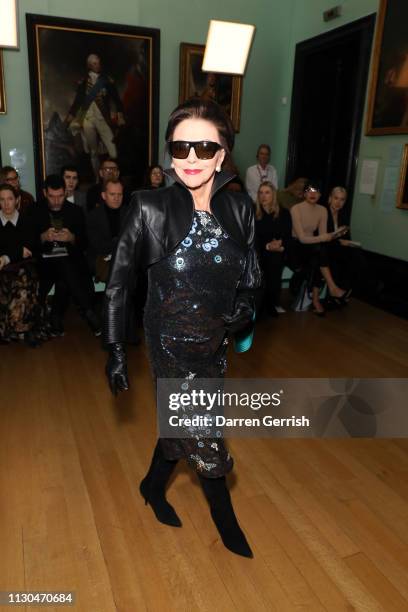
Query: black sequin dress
xmin=144 ymin=210 xmax=245 ymax=477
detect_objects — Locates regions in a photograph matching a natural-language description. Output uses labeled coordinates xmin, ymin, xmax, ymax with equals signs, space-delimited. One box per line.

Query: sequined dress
xmin=144 ymin=210 xmax=245 ymax=477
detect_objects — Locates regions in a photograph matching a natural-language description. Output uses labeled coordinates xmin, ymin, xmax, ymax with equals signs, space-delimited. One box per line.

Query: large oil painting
xmin=26 ymin=14 xmax=160 ymax=194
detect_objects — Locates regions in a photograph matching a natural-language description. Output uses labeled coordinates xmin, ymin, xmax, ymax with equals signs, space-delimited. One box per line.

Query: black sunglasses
xmin=169 ymin=140 xmax=223 ymax=160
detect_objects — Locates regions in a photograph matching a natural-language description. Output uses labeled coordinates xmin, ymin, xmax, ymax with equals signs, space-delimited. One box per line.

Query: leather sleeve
xmin=237 ymin=201 xmax=263 ymax=296
xmin=102 ymin=196 xmax=143 ymax=344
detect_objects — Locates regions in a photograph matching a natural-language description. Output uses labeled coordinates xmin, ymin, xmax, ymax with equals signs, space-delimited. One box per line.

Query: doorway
xmin=286 ymin=15 xmax=375 ymax=220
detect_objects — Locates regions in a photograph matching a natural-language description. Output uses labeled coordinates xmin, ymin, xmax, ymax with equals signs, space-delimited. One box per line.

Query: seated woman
xmin=143 ymin=165 xmax=165 ymax=189
xmin=289 ymin=182 xmax=349 ymax=315
xmin=0 ymin=183 xmax=44 ymax=345
xmin=326 ymin=186 xmax=368 ymax=297
xmin=255 ymin=181 xmax=291 ymax=315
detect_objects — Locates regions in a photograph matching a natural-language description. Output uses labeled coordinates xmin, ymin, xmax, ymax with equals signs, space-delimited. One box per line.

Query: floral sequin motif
xmin=190 ymin=454 xmax=218 ymax=473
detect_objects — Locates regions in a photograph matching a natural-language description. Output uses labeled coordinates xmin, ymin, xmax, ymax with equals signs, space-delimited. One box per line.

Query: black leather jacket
xmin=103 ymin=170 xmax=262 ymax=344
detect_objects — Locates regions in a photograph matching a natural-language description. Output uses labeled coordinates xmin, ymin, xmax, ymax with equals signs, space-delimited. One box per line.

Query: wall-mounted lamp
xmin=0 ymin=0 xmax=19 ymax=49
xmin=202 ymin=19 xmax=255 ymax=76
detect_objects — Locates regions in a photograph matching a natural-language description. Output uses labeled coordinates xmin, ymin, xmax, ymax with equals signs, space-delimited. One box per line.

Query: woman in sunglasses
xmin=103 ymin=98 xmax=261 ymax=558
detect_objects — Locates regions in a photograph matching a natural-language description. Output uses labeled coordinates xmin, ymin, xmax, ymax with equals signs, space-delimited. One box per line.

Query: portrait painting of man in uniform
xmin=26 ymin=14 xmax=160 ymax=195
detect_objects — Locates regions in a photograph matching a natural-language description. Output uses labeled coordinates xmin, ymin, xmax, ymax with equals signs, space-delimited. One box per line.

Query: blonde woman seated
xmin=255 ymin=181 xmax=291 ymax=315
xmin=326 ymin=186 xmax=369 ymax=296
xmin=290 ymin=181 xmax=349 ymax=316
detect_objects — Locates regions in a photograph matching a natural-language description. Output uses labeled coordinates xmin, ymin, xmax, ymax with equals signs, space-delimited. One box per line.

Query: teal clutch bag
xmin=233 ymin=313 xmax=256 ymax=353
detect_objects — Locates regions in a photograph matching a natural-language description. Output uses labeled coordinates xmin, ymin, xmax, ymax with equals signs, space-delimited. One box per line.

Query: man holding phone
xmin=29 ymin=174 xmax=100 ymax=336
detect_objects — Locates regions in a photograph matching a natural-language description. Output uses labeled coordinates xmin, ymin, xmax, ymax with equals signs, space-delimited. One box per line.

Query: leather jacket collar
xmin=164 ymin=167 xmax=236 ymax=198
xmin=162 ymin=168 xmax=251 ymax=249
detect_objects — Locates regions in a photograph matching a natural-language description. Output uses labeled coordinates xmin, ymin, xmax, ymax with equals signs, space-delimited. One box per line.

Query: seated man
xmin=277 ymin=177 xmax=308 ymax=210
xmin=0 ymin=165 xmax=35 ymax=213
xmin=87 ymin=178 xmax=139 ymax=344
xmin=61 ymin=165 xmax=86 ymax=209
xmin=86 ymin=156 xmax=131 ymax=212
xmin=86 ymin=178 xmax=127 ymax=279
xmin=30 ymin=174 xmax=100 ymax=336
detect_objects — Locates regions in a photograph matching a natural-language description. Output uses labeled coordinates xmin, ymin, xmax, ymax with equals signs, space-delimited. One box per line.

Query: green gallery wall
xmin=1 ymin=0 xmax=407 ymax=261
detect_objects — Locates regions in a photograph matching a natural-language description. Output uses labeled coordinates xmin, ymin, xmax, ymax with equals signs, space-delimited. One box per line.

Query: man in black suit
xmin=87 ymin=178 xmax=139 ymax=344
xmin=30 ymin=174 xmax=100 ymax=336
xmin=86 ymin=156 xmax=131 ymax=212
xmin=86 ymin=178 xmax=127 ymax=277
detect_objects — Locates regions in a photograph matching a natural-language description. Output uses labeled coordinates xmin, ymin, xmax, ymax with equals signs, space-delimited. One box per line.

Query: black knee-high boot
xmin=199 ymin=475 xmax=253 ymax=558
xmin=139 ymin=441 xmax=182 ymax=527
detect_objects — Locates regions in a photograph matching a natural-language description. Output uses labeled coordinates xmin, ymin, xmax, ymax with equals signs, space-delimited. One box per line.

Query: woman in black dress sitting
xmin=326 ymin=186 xmax=366 ymax=298
xmin=255 ymin=181 xmax=291 ymax=315
xmin=0 ymin=184 xmax=43 ymax=345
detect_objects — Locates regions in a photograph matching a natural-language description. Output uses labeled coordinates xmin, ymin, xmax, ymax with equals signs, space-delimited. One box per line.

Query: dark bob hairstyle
xmin=0 ymin=183 xmax=19 ymax=198
xmin=165 ymin=98 xmax=235 ymax=153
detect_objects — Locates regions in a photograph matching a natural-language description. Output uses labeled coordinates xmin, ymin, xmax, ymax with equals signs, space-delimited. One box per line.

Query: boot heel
xmin=139 ymin=444 xmax=182 ymax=527
xmin=139 ymin=479 xmax=182 ymax=527
xmin=139 ymin=479 xmax=149 ymax=505
xmin=199 ymin=475 xmax=253 ymax=558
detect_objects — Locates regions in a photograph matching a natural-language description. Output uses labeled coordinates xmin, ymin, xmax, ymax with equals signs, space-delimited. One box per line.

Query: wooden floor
xmin=1 ymin=299 xmax=408 ymax=611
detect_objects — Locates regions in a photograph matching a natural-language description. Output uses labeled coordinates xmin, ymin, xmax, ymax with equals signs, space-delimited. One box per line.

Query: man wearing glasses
xmin=86 ymin=157 xmax=130 ymax=212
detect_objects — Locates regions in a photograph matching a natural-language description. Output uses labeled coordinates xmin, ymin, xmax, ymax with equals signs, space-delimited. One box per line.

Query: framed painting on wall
xmin=26 ymin=14 xmax=160 ymax=195
xmin=179 ymin=42 xmax=242 ymax=132
xmin=397 ymin=143 xmax=408 ymax=209
xmin=366 ymin=0 xmax=408 ymax=135
xmin=0 ymin=52 xmax=6 ymax=114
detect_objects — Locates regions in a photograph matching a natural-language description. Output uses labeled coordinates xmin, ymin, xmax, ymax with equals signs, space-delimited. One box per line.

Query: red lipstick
xmin=184 ymin=169 xmax=203 ymax=175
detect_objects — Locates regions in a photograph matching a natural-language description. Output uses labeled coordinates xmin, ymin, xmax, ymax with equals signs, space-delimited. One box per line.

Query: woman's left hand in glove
xmin=222 ymin=296 xmax=254 ymax=334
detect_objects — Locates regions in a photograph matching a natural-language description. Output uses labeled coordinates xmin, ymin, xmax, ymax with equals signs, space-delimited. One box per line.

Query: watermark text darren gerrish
xmin=168 ymin=415 xmax=310 ymax=428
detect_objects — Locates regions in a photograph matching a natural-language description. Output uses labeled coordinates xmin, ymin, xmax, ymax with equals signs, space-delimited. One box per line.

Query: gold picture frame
xmin=179 ymin=42 xmax=242 ymax=132
xmin=397 ymin=143 xmax=408 ymax=209
xmin=0 ymin=52 xmax=6 ymax=114
xmin=366 ymin=0 xmax=408 ymax=135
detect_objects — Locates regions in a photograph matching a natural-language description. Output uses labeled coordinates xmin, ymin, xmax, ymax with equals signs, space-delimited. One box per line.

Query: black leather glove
xmin=106 ymin=342 xmax=129 ymax=396
xmin=222 ymin=295 xmax=255 ymax=335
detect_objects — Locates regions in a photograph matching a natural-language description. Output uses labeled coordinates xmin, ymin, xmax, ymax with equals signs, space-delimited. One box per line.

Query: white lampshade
xmin=0 ymin=0 xmax=19 ymax=49
xmin=202 ymin=19 xmax=255 ymax=76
